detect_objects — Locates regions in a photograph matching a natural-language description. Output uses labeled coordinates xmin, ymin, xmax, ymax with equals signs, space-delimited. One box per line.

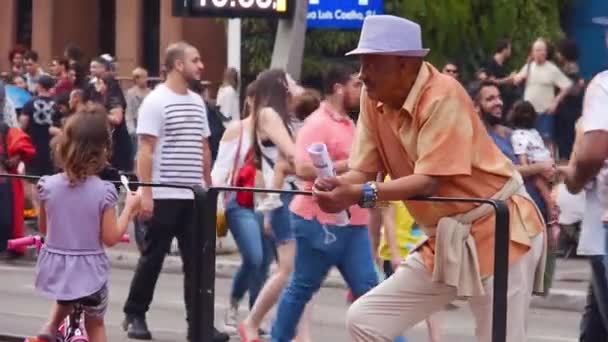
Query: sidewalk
xmin=104 ymin=233 xmax=589 ymax=313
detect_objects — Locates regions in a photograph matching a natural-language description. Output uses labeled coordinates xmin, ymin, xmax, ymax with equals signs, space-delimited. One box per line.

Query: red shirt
xmin=290 ymin=102 xmax=369 ymax=226
xmin=52 ymin=77 xmax=73 ymax=96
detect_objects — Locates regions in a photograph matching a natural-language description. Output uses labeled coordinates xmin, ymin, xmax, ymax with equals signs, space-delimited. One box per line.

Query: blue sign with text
xmin=307 ymin=0 xmax=384 ymax=30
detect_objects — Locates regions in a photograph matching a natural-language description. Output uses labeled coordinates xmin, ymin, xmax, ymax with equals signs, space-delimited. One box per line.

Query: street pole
xmin=270 ymin=0 xmax=308 ymax=81
xmin=227 ymin=18 xmax=241 ymax=110
xmin=227 ymin=19 xmax=242 ymax=71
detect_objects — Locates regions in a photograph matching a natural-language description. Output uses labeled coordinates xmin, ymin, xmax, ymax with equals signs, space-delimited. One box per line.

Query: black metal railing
xmin=204 ymin=186 xmax=510 ymax=342
xmin=0 ymin=174 xmax=510 ymax=342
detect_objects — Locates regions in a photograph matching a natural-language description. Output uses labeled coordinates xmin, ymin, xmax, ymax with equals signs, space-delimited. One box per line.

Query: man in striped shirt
xmin=122 ymin=42 xmax=227 ymax=342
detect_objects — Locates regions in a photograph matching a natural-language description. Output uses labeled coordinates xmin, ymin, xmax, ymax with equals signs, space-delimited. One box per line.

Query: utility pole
xmin=270 ymin=0 xmax=309 ymax=81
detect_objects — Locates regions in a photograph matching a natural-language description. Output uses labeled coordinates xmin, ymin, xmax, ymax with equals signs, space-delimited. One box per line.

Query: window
xmin=98 ymin=0 xmax=116 ymax=56
xmin=142 ymin=0 xmax=161 ymax=76
xmin=16 ymin=0 xmax=33 ymax=47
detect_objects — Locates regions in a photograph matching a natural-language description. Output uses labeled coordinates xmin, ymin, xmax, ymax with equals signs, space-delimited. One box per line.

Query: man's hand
xmin=546 ymin=102 xmax=558 ymax=115
xmin=513 ymin=73 xmax=526 ymax=85
xmin=537 ymin=160 xmax=557 ymax=180
xmin=313 ymin=176 xmax=361 ymax=213
xmin=391 ymin=255 xmax=402 ymax=272
xmin=557 ymin=165 xmax=573 ymax=182
xmin=139 ymin=189 xmax=154 ymax=221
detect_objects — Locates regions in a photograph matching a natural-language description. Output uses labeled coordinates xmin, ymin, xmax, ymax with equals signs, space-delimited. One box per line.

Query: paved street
xmin=0 ymin=261 xmax=582 ymax=342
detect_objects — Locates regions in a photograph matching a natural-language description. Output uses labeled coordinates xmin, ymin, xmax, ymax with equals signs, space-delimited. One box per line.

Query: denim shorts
xmin=270 ymin=193 xmax=295 ymax=244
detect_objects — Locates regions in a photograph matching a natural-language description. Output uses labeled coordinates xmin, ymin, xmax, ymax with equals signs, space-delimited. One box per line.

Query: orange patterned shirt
xmin=349 ymin=62 xmax=544 ymax=277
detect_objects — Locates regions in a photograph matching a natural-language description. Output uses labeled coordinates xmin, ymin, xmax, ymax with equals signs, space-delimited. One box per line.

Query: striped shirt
xmin=136 ymin=84 xmax=210 ymax=199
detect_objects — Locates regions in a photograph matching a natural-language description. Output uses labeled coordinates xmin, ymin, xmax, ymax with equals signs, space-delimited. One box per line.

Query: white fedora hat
xmin=346 ymin=15 xmax=430 ymax=57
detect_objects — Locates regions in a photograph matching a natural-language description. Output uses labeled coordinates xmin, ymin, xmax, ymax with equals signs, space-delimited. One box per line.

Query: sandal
xmin=238 ymin=322 xmax=261 ymax=342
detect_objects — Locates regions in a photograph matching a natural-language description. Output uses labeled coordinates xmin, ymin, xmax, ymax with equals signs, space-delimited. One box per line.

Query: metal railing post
xmin=190 ymin=186 xmax=217 ymax=342
xmin=490 ymin=200 xmax=510 ymax=342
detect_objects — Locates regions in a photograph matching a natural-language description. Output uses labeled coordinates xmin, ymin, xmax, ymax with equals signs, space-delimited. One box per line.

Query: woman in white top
xmin=239 ymin=69 xmax=312 ymax=342
xmin=216 ymin=67 xmax=241 ymax=125
xmin=212 ymin=82 xmax=274 ymax=330
xmin=514 ymin=38 xmax=573 ymax=144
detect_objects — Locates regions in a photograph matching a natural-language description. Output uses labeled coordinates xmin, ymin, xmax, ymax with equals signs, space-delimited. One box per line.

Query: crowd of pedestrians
xmin=1 ymin=11 xmax=607 ymax=342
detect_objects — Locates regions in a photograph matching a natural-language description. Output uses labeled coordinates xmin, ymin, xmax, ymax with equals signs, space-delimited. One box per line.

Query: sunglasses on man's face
xmin=446 ymin=69 xmax=459 ymax=74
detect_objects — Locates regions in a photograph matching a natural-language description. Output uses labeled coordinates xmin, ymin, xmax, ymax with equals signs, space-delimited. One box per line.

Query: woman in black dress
xmin=94 ymin=76 xmax=133 ymax=173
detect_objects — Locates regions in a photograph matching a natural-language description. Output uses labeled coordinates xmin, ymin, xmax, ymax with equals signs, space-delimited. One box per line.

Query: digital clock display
xmin=176 ymin=0 xmax=292 ymax=18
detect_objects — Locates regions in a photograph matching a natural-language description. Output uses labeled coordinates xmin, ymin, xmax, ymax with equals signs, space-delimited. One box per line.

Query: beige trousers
xmin=347 ymin=233 xmax=544 ymax=342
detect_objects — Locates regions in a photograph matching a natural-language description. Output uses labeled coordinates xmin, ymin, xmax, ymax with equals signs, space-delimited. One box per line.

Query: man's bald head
xmin=164 ymin=42 xmax=194 ymax=72
xmin=163 ymin=42 xmax=204 ymax=82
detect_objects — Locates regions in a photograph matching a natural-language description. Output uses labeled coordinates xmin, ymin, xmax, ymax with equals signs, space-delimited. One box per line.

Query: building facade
xmin=0 ymin=0 xmax=227 ymax=90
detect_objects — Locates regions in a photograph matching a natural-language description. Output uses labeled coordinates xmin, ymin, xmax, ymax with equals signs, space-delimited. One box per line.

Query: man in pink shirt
xmin=269 ymin=65 xmax=379 ymax=342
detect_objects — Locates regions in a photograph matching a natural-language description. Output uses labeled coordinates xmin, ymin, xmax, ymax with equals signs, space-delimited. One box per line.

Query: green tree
xmin=241 ymin=0 xmax=569 ymax=86
xmin=241 ymin=19 xmax=359 ymax=87
xmin=385 ymin=0 xmax=569 ymax=77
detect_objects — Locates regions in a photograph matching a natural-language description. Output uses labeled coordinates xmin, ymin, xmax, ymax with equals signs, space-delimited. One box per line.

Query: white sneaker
xmin=256 ymin=194 xmax=283 ymax=213
xmin=169 ymin=238 xmax=180 ymax=256
xmin=224 ymin=303 xmax=239 ymax=328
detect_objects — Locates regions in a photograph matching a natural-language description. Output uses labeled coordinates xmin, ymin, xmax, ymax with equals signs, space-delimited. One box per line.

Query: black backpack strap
xmin=261 ymin=151 xmax=275 ymax=169
xmin=214 ymin=106 xmax=231 ymax=123
xmin=259 ymin=150 xmax=299 ymax=190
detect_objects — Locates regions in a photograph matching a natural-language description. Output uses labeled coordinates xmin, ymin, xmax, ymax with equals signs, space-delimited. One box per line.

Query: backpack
xmin=206 ymin=102 xmax=229 ymax=165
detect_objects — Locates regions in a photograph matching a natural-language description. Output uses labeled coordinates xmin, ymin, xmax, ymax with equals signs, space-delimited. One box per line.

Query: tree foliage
xmin=385 ymin=0 xmax=569 ymax=77
xmin=241 ymin=0 xmax=569 ymax=86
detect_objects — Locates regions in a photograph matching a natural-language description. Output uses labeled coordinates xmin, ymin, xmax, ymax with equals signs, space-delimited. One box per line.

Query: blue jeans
xmin=269 ymin=193 xmax=295 ymax=244
xmin=270 ymin=214 xmax=379 ymax=342
xmin=226 ymin=198 xmax=274 ymax=308
xmin=536 ymin=113 xmax=554 ymax=140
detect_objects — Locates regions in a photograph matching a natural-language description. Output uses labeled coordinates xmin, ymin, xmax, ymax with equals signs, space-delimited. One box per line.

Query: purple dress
xmin=35 ymin=174 xmax=117 ymax=301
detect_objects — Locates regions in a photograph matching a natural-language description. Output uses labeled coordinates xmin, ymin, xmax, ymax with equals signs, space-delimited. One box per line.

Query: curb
xmin=530 ymin=288 xmax=586 ymax=312
xmin=105 ymin=250 xmax=587 ymax=313
xmin=0 ymin=333 xmax=27 ymax=342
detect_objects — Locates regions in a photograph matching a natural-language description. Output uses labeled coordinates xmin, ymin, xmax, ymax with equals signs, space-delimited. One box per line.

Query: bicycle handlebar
xmin=7 ymin=236 xmax=43 ymax=250
xmin=7 ymin=234 xmax=131 ymax=251
xmin=120 ymin=234 xmax=130 ymax=243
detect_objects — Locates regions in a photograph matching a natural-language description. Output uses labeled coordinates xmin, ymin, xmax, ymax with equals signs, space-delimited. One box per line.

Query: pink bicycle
xmin=7 ymin=234 xmax=130 ymax=342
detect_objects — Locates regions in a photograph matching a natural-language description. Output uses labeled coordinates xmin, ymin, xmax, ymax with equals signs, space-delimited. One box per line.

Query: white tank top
xmin=258 ymin=117 xmax=301 ymax=190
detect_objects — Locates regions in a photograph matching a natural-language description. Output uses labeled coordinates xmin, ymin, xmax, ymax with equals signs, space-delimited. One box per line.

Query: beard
xmin=187 ymin=78 xmax=202 ymax=93
xmin=343 ymin=96 xmax=359 ymax=114
xmin=482 ymin=111 xmax=503 ymax=126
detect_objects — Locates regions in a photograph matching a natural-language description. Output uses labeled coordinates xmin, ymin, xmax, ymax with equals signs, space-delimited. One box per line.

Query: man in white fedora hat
xmin=313 ymin=15 xmax=547 ymax=341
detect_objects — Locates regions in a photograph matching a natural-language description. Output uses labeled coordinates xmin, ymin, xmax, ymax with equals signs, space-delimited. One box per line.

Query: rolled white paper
xmin=307 ymin=143 xmax=350 ymax=226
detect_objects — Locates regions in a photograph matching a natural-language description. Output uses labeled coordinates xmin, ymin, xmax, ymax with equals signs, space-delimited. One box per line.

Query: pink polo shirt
xmin=290 ymin=102 xmax=369 ymax=226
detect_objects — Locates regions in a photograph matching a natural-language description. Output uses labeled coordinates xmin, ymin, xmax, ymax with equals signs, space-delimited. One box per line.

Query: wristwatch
xmin=358 ymin=182 xmax=379 ymax=208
